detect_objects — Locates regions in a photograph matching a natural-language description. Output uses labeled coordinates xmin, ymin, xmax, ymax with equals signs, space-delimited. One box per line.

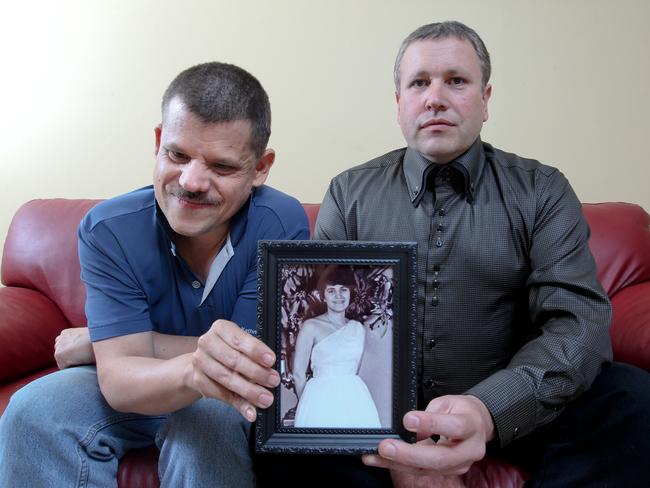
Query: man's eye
xmin=211 ymin=164 xmax=237 ymax=174
xmin=411 ymin=79 xmax=428 ymax=88
xmin=168 ymin=150 xmax=188 ymax=163
xmin=449 ymin=77 xmax=465 ymax=86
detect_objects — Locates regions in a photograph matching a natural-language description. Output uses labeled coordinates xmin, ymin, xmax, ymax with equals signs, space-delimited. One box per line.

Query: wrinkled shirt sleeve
xmin=466 ymin=170 xmax=612 ymax=446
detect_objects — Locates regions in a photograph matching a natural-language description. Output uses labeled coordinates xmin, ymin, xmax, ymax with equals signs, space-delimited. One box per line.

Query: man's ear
xmin=482 ymin=84 xmax=492 ymax=122
xmin=395 ymin=91 xmax=401 ymax=123
xmin=154 ymin=124 xmax=162 ymax=156
xmin=252 ymin=148 xmax=275 ymax=187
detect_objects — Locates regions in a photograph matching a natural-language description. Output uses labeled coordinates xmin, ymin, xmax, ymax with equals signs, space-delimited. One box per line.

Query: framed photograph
xmin=255 ymin=240 xmax=417 ymax=454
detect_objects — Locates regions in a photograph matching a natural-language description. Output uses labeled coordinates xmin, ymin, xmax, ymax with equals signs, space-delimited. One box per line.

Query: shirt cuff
xmin=465 ymin=369 xmax=538 ymax=447
xmin=88 ymin=319 xmax=153 ymax=342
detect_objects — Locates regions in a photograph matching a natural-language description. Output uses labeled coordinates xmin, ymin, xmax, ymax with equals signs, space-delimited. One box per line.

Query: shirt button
xmin=433 ymin=279 xmax=439 ymax=288
xmin=438 ymin=209 xmax=446 ymax=216
xmin=513 ymin=427 xmax=520 ymax=438
xmin=428 ymin=339 xmax=436 ymax=349
xmin=192 ymin=280 xmax=201 ymax=289
xmin=435 ymin=238 xmax=443 ymax=247
xmin=432 ymin=296 xmax=439 ymax=306
xmin=437 ymin=224 xmax=444 ymax=232
xmin=424 ymin=378 xmax=435 ymax=389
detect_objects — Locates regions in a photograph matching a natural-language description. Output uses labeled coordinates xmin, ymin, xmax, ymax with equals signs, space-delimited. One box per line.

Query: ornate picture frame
xmin=255 ymin=240 xmax=417 ymax=454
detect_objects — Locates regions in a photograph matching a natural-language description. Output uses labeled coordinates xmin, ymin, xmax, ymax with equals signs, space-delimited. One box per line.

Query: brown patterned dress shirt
xmin=314 ymin=137 xmax=612 ymax=446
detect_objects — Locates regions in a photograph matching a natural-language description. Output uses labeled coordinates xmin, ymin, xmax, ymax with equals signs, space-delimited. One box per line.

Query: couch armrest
xmin=0 ymin=286 xmax=70 ymax=384
xmin=610 ymin=281 xmax=650 ymax=371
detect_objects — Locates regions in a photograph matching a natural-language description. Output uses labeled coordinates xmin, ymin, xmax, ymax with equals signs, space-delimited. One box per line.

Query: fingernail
xmin=268 ymin=373 xmax=280 ymax=387
xmin=382 ymin=442 xmax=396 ymax=459
xmin=245 ymin=407 xmax=256 ymax=422
xmin=259 ymin=393 xmax=273 ymax=408
xmin=404 ymin=413 xmax=420 ymax=430
xmin=263 ymin=353 xmax=275 ymax=367
xmin=362 ymin=455 xmax=377 ymax=466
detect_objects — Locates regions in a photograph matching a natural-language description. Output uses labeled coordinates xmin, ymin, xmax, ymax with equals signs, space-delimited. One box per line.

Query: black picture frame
xmin=255 ymin=240 xmax=417 ymax=454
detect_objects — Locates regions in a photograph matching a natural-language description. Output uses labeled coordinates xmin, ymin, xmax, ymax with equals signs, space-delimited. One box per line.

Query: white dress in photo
xmin=294 ymin=320 xmax=381 ymax=428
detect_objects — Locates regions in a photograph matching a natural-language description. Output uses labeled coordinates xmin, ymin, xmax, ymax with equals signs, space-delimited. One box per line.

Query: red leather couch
xmin=1 ymin=199 xmax=649 ymax=487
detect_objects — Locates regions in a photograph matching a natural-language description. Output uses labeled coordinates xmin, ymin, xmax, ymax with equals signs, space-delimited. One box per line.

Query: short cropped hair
xmin=317 ymin=266 xmax=356 ymax=299
xmin=162 ymin=62 xmax=271 ymax=157
xmin=393 ymin=20 xmax=491 ymax=91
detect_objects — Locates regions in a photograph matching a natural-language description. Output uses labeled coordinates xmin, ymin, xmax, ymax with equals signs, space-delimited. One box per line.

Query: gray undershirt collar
xmin=200 ymin=234 xmax=234 ymax=304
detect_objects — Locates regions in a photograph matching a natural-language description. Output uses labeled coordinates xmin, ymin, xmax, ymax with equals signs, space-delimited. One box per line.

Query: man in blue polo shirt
xmin=0 ymin=62 xmax=309 ymax=487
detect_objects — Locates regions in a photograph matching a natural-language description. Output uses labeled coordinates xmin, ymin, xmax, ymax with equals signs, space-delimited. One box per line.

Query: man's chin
xmin=168 ymin=214 xmax=232 ymax=240
xmin=412 ymin=137 xmax=447 ymax=157
xmin=418 ymin=144 xmax=460 ymax=164
xmin=167 ymin=218 xmax=213 ymax=238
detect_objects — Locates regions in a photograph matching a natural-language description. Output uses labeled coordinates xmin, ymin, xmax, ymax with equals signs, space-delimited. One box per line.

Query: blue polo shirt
xmin=79 ymin=185 xmax=309 ymax=341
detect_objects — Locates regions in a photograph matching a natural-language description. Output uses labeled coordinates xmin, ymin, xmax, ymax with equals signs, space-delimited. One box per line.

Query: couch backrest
xmin=0 ymin=199 xmax=322 ymax=327
xmin=583 ymin=202 xmax=650 ymax=297
xmin=2 ymin=199 xmax=101 ymax=326
xmin=2 ymin=199 xmax=649 ymax=327
xmin=302 ymin=203 xmax=320 ymax=234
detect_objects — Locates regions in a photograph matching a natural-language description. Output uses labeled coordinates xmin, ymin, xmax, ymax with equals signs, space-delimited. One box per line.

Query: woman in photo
xmin=292 ymin=267 xmax=381 ymax=428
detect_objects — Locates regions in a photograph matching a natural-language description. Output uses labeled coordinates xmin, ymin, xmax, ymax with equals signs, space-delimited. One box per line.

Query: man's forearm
xmin=95 ymin=352 xmax=201 ymax=415
xmin=55 ymin=328 xmax=199 ymax=369
xmin=152 ymin=332 xmax=198 ymax=359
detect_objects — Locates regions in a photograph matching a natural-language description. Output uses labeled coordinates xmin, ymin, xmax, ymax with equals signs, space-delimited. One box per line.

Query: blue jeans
xmin=0 ymin=366 xmax=254 ymax=488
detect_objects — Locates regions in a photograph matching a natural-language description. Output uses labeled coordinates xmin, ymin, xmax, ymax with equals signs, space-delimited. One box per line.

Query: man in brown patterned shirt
xmin=315 ymin=21 xmax=650 ymax=487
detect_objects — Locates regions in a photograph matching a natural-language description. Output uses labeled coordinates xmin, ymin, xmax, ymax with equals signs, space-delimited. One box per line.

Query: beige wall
xmin=2 ymin=0 xmax=649 ymax=265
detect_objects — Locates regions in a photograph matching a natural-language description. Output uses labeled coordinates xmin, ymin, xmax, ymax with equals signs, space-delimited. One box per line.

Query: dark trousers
xmin=255 ymin=452 xmax=392 ymax=487
xmin=495 ymin=362 xmax=650 ymax=487
xmin=256 ymin=362 xmax=650 ymax=487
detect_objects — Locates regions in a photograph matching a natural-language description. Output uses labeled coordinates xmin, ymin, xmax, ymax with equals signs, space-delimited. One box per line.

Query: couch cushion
xmin=610 ymin=282 xmax=650 ymax=370
xmin=118 ymin=446 xmax=161 ymax=488
xmin=0 ymin=287 xmax=69 ymax=384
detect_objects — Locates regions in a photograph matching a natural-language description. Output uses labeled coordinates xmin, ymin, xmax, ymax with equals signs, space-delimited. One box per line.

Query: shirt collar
xmin=200 ymin=234 xmax=234 ymax=304
xmin=154 ymin=200 xmax=178 ymax=255
xmin=403 ymin=137 xmax=484 ymax=207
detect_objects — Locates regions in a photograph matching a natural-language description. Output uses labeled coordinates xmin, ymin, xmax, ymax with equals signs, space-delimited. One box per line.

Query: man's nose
xmin=424 ymin=80 xmax=447 ymax=111
xmin=178 ymin=160 xmax=210 ymax=193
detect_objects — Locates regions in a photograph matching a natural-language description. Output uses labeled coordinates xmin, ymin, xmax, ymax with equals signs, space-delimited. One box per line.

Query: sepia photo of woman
xmin=292 ymin=267 xmax=381 ymax=428
xmin=278 ymin=264 xmax=393 ymax=429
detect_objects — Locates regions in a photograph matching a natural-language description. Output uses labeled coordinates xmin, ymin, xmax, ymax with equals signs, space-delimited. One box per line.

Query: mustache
xmin=169 ymin=188 xmax=219 ymax=205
